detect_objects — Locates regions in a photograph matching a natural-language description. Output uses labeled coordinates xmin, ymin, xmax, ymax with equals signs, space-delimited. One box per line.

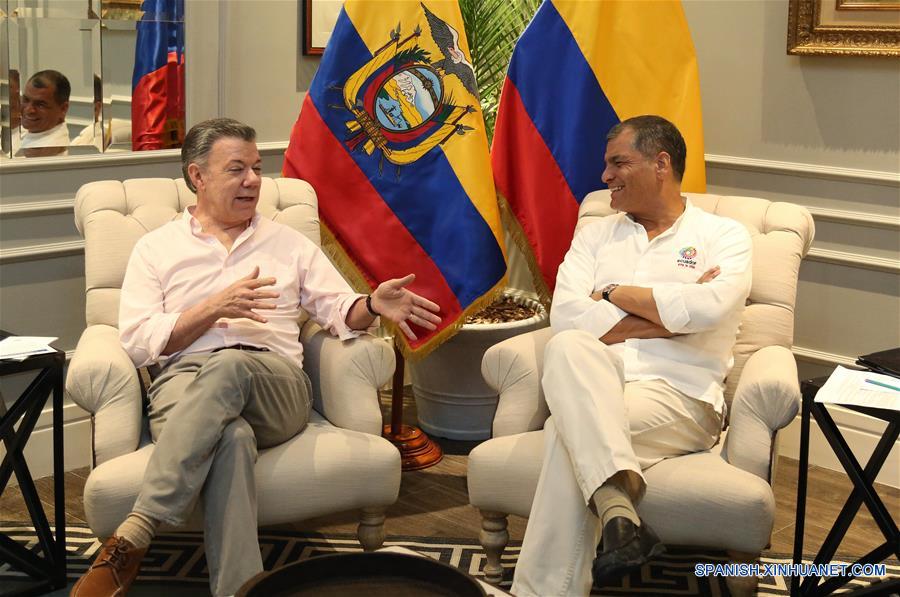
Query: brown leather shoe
xmin=71 ymin=536 xmax=147 ymax=596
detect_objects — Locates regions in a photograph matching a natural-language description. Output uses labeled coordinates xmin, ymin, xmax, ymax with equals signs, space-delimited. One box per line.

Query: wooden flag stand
xmin=382 ymin=342 xmax=443 ymax=470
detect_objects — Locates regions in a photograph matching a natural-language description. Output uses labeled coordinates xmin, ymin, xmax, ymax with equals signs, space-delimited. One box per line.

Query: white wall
xmin=221 ymin=0 xmax=320 ymax=142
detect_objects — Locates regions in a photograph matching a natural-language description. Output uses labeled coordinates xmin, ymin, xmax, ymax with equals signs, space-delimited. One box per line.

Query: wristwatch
xmin=600 ymin=283 xmax=619 ymax=302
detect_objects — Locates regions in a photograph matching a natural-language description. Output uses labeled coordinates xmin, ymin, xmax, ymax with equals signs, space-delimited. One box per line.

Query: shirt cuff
xmin=652 ymin=284 xmax=690 ymax=332
xmin=124 ymin=311 xmax=182 ymax=368
xmin=572 ymin=300 xmax=628 ymax=339
xmin=334 ymin=293 xmax=370 ymax=340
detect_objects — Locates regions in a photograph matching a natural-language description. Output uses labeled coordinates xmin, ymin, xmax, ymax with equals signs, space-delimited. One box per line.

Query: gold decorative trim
xmin=318 ymin=222 xmax=508 ymax=362
xmin=788 ymin=0 xmax=900 ymax=56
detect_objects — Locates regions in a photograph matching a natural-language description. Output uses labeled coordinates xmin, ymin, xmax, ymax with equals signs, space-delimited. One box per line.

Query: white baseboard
xmin=779 ymin=404 xmax=899 ymax=489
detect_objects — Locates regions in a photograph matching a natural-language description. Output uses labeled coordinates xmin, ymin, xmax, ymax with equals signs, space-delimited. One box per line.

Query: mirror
xmin=0 ymin=0 xmax=185 ymax=160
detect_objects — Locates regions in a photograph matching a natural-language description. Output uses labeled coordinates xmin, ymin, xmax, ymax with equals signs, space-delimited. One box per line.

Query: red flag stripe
xmin=284 ymin=98 xmax=463 ymax=349
xmin=492 ymin=79 xmax=579 ymax=293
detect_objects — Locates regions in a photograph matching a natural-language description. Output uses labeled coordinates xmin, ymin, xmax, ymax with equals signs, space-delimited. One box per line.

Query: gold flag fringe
xmin=319 ymin=222 xmax=509 ymax=363
xmin=497 ymin=191 xmax=552 ymax=311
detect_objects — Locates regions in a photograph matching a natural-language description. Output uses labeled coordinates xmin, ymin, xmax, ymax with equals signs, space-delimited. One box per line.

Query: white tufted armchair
xmin=67 ymin=177 xmax=400 ymax=550
xmin=468 ymin=190 xmax=814 ymax=593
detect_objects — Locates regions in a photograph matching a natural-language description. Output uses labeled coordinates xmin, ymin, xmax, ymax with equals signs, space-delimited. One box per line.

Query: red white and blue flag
xmin=284 ymin=0 xmax=507 ymax=357
xmin=131 ymin=0 xmax=185 ymax=150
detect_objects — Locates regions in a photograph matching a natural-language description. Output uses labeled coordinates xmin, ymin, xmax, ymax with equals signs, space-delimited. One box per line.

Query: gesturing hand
xmin=696 ymin=266 xmax=720 ymax=284
xmin=208 ymin=266 xmax=279 ymax=323
xmin=371 ymin=274 xmax=442 ymax=341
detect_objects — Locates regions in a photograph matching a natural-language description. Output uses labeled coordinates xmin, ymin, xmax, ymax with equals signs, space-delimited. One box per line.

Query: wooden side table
xmin=0 ymin=331 xmax=67 ymax=594
xmin=791 ymin=376 xmax=900 ymax=596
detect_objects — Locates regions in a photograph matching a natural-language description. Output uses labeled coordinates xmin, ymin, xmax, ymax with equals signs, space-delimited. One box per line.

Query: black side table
xmin=0 ymin=331 xmax=67 ymax=594
xmin=791 ymin=376 xmax=900 ymax=596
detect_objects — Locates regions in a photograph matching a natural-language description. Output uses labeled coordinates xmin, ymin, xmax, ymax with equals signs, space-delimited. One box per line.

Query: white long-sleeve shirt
xmin=550 ymin=200 xmax=752 ymax=412
xmin=119 ymin=208 xmax=366 ymax=369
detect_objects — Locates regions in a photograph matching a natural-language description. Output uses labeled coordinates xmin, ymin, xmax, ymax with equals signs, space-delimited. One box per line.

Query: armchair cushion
xmin=83 ymin=412 xmax=401 ymax=538
xmin=467 ymin=430 xmax=775 ymax=554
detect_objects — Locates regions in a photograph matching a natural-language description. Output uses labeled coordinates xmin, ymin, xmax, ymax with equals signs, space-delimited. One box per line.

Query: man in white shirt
xmin=72 ymin=118 xmax=442 ymax=597
xmin=18 ymin=70 xmax=70 ymax=157
xmin=512 ymin=115 xmax=752 ymax=596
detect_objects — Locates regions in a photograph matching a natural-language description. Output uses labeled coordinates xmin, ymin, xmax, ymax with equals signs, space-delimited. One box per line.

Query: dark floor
xmin=2 ymin=389 xmax=898 ymax=562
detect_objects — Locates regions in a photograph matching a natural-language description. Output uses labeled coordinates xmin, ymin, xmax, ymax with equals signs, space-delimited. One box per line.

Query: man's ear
xmin=60 ymin=100 xmax=69 ymax=119
xmin=188 ymin=163 xmax=204 ymax=191
xmin=655 ymin=152 xmax=671 ymax=178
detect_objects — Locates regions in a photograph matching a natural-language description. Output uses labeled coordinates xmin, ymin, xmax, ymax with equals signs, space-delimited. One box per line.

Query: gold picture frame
xmin=788 ymin=0 xmax=900 ymax=56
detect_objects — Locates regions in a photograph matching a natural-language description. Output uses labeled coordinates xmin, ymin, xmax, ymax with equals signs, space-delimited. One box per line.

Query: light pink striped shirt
xmin=119 ymin=208 xmax=366 ymax=369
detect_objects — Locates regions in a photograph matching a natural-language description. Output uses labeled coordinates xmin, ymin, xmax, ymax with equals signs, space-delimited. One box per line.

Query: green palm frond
xmin=459 ymin=0 xmax=540 ymax=143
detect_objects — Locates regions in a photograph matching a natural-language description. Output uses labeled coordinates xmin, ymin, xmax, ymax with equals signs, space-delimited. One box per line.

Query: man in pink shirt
xmin=73 ymin=118 xmax=442 ymax=596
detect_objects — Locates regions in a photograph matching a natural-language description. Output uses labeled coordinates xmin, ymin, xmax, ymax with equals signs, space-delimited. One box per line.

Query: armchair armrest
xmin=481 ymin=326 xmax=554 ymax=437
xmin=65 ymin=324 xmax=143 ymax=466
xmin=723 ymin=345 xmax=800 ymax=480
xmin=300 ymin=322 xmax=394 ymax=435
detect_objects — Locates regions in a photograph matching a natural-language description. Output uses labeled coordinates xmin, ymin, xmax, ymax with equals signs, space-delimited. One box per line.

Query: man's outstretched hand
xmin=371 ymin=274 xmax=442 ymax=340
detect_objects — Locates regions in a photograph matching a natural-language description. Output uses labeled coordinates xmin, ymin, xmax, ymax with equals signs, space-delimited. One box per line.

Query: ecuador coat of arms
xmin=337 ymin=3 xmax=480 ymax=173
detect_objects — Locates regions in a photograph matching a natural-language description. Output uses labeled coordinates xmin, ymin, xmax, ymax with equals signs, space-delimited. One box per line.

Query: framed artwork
xmin=303 ymin=0 xmax=342 ymax=56
xmin=788 ymin=0 xmax=900 ymax=56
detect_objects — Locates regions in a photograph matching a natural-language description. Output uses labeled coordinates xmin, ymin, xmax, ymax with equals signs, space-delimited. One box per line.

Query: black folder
xmin=856 ymin=347 xmax=900 ymax=379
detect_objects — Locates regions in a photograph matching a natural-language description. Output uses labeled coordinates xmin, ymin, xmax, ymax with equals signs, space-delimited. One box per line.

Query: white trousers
xmin=512 ymin=330 xmax=722 ymax=597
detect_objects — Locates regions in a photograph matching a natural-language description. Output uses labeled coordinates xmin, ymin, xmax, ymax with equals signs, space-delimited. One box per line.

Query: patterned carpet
xmin=1 ymin=524 xmax=898 ymax=595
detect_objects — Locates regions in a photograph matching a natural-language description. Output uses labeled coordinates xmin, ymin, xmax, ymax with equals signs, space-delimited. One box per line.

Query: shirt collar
xmin=183 ymin=206 xmax=261 ymax=241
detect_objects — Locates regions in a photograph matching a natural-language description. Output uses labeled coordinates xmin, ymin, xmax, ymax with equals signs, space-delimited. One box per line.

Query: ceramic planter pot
xmin=410 ymin=292 xmax=548 ymax=440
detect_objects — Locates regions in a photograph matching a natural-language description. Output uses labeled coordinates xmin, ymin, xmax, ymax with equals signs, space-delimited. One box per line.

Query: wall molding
xmin=0 ymin=198 xmax=75 ymax=217
xmin=806 ymin=247 xmax=900 ymax=274
xmin=806 ymin=206 xmax=900 ymax=231
xmin=0 ymin=240 xmax=85 ymax=263
xmin=0 ymin=142 xmax=287 ymax=174
xmin=705 ymin=153 xmax=900 ymax=186
xmin=792 ymin=345 xmax=859 ymax=368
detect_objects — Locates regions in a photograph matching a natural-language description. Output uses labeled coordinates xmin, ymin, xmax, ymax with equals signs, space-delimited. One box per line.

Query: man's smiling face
xmin=601 ymin=127 xmax=660 ymax=215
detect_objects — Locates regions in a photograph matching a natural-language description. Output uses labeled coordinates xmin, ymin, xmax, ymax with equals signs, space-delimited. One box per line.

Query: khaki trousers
xmin=133 ymin=349 xmax=311 ymax=596
xmin=513 ymin=330 xmax=722 ymax=597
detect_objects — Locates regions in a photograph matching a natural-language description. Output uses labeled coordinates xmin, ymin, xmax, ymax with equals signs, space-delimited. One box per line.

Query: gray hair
xmin=181 ymin=118 xmax=256 ymax=192
xmin=606 ymin=115 xmax=687 ymax=182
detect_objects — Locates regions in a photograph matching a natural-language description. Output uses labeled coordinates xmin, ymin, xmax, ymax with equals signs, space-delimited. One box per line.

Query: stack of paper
xmin=815 ymin=365 xmax=900 ymax=411
xmin=0 ymin=336 xmax=58 ymax=361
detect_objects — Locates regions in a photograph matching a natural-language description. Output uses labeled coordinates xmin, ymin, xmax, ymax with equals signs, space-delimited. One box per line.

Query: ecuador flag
xmin=492 ymin=0 xmax=705 ymax=304
xmin=131 ymin=0 xmax=185 ymax=150
xmin=285 ymin=0 xmax=507 ymax=358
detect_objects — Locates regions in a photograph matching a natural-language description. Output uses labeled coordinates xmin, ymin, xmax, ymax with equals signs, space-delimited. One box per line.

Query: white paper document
xmin=0 ymin=336 xmax=58 ymax=361
xmin=815 ymin=365 xmax=900 ymax=411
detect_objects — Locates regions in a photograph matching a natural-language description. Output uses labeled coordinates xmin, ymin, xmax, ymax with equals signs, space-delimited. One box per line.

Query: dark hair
xmin=606 ymin=115 xmax=687 ymax=181
xmin=27 ymin=70 xmax=71 ymax=105
xmin=181 ymin=118 xmax=257 ymax=192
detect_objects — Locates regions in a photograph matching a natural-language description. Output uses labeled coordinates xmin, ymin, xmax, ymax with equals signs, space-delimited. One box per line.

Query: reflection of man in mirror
xmin=72 ymin=75 xmax=103 ymax=150
xmin=19 ymin=69 xmax=71 ymax=157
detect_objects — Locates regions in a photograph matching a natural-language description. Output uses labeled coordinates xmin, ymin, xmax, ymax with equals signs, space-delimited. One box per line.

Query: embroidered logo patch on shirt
xmin=677 ymin=246 xmax=698 ymax=269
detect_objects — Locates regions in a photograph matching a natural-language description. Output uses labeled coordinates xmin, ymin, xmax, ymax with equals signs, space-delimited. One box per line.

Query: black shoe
xmin=592 ymin=516 xmax=665 ymax=586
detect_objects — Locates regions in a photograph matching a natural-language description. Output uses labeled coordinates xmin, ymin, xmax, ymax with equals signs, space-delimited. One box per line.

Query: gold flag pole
xmin=382 ymin=340 xmax=442 ymax=470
